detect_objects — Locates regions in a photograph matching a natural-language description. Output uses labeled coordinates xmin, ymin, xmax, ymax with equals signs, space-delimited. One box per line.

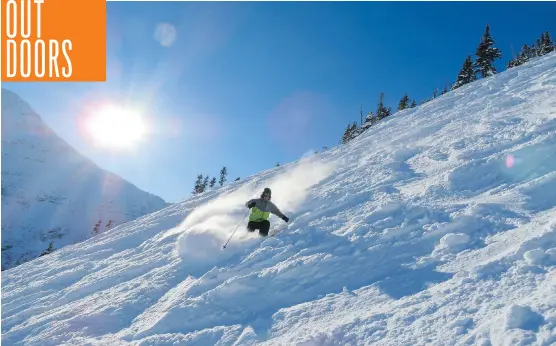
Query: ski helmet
xmin=261 ymin=187 xmax=271 ymax=198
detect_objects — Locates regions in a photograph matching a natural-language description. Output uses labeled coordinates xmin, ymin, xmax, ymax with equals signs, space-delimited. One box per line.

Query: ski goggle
xmin=262 ymin=193 xmax=271 ymax=199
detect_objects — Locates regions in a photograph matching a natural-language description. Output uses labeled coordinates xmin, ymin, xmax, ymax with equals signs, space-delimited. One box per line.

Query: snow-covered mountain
xmin=1 ymin=89 xmax=169 ymax=270
xmin=3 ymin=52 xmax=556 ymax=345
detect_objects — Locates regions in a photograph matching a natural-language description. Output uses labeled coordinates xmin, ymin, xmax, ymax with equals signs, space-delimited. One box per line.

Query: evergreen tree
xmin=40 ymin=241 xmax=55 ymax=256
xmin=432 ymin=88 xmax=438 ymax=99
xmin=375 ymin=92 xmax=391 ymax=120
xmin=398 ymin=93 xmax=410 ymax=111
xmin=342 ymin=122 xmax=354 ymax=144
xmin=452 ymin=55 xmax=476 ymax=90
xmin=541 ymin=31 xmax=554 ymax=54
xmin=342 ymin=122 xmax=361 ymax=143
xmin=209 ymin=177 xmax=216 ymax=188
xmin=235 ymin=177 xmax=240 ymax=181
xmin=276 ymin=162 xmax=280 ymax=167
xmin=105 ymin=220 xmax=114 ymax=231
xmin=202 ymin=176 xmax=209 ymax=191
xmin=517 ymin=43 xmax=532 ymax=65
xmin=342 ymin=123 xmax=350 ymax=143
xmin=366 ymin=111 xmax=376 ymax=124
xmin=441 ymin=85 xmax=448 ymax=95
xmin=474 ymin=24 xmax=502 ymax=78
xmin=193 ymin=174 xmax=204 ymax=194
xmin=410 ymin=100 xmax=417 ymax=108
xmin=355 ymin=122 xmax=361 ymax=137
xmin=219 ymin=167 xmax=228 ymax=187
xmin=92 ymin=220 xmax=102 ymax=236
xmin=361 ymin=111 xmax=379 ymax=131
xmin=535 ymin=37 xmax=542 ymax=56
xmin=352 ymin=122 xmax=361 ymax=137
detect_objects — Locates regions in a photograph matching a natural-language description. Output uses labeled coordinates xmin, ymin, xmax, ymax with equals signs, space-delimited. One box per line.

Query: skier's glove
xmin=282 ymin=216 xmax=289 ymax=223
xmin=247 ymin=202 xmax=256 ymax=209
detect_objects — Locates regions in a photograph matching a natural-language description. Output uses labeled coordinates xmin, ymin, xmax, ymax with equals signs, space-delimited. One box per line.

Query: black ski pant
xmin=247 ymin=220 xmax=270 ymax=237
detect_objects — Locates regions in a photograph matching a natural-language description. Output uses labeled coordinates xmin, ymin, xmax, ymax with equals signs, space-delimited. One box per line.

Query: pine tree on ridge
xmin=474 ymin=24 xmax=502 ymax=78
xmin=452 ymin=55 xmax=476 ymax=90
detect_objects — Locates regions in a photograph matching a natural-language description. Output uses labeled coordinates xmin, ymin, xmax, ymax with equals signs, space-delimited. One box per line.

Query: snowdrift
xmin=2 ymin=52 xmax=556 ymax=346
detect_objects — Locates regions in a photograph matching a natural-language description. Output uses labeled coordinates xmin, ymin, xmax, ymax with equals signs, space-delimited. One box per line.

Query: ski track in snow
xmin=3 ymin=53 xmax=556 ymax=346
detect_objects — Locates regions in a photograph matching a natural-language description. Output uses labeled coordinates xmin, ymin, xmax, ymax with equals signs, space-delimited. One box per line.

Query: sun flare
xmin=85 ymin=106 xmax=146 ymax=149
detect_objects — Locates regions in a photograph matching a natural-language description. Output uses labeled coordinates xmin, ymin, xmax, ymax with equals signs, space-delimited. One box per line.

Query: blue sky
xmin=4 ymin=2 xmax=555 ymax=203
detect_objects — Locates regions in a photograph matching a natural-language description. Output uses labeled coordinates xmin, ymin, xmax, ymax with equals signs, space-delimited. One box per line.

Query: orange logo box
xmin=1 ymin=0 xmax=106 ymax=81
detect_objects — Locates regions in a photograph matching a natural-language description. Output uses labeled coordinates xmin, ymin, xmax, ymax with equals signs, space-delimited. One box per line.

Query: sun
xmin=85 ymin=106 xmax=147 ymax=149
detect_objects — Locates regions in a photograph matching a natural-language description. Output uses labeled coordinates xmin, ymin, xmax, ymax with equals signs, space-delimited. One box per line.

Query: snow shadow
xmin=376 ymin=264 xmax=453 ymax=299
xmin=449 ymin=134 xmax=556 ymax=198
xmin=521 ymin=173 xmax=556 ymax=212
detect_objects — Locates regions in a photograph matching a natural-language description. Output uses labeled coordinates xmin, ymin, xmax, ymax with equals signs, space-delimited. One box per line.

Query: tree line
xmin=341 ymin=26 xmax=554 ymax=144
xmin=188 ymin=26 xmax=554 ymax=194
xmin=192 ymin=166 xmax=240 ymax=195
xmin=507 ymin=31 xmax=554 ymax=69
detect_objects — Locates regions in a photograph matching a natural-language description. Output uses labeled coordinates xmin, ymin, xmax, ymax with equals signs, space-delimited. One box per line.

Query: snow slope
xmin=3 ymin=52 xmax=556 ymax=346
xmin=1 ymin=89 xmax=169 ymax=270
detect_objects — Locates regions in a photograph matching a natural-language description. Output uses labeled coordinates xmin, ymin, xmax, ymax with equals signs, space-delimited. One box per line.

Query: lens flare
xmin=154 ymin=23 xmax=177 ymax=47
xmin=506 ymin=154 xmax=515 ymax=168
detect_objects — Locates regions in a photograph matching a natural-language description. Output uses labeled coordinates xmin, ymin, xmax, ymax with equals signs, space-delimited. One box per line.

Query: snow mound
xmin=523 ymin=248 xmax=546 ymax=266
xmin=3 ymin=53 xmax=556 ymax=346
xmin=504 ymin=304 xmax=545 ymax=331
xmin=437 ymin=233 xmax=470 ymax=253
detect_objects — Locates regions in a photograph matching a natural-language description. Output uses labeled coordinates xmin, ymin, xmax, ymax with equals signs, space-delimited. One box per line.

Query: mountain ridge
xmin=1 ymin=88 xmax=170 ymax=270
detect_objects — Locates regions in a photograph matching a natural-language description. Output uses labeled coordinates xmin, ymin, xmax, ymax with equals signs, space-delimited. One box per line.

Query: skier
xmin=245 ymin=188 xmax=289 ymax=236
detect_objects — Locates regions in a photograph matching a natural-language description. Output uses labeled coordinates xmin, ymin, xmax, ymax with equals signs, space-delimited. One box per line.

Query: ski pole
xmin=223 ymin=209 xmax=249 ymax=249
